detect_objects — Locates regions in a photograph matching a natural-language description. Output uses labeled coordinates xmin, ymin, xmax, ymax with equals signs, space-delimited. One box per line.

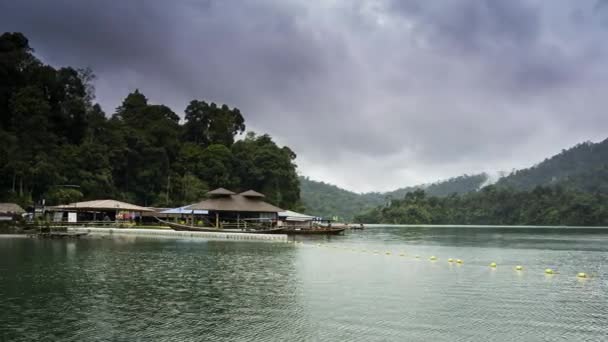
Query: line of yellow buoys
xmin=293 ymin=242 xmax=591 ymax=279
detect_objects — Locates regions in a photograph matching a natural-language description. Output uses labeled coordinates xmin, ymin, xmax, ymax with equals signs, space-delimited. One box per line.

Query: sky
xmin=2 ymin=0 xmax=608 ymax=193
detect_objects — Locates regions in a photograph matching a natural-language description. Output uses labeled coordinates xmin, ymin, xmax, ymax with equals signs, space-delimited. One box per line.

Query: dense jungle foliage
xmin=0 ymin=32 xmax=300 ymax=209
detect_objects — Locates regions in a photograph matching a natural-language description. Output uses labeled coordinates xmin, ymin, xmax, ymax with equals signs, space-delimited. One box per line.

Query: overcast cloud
xmin=2 ymin=0 xmax=608 ymax=192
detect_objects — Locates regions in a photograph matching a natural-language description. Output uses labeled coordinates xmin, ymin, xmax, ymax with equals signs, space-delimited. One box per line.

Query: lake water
xmin=1 ymin=226 xmax=607 ymax=341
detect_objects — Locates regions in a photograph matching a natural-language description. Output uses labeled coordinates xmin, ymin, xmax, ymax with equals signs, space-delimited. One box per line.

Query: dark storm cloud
xmin=2 ymin=0 xmax=608 ymax=191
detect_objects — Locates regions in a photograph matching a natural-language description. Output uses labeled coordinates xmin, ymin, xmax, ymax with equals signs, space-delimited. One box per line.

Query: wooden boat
xmin=156 ymin=218 xmax=286 ymax=234
xmin=276 ymin=226 xmax=346 ymax=235
xmin=350 ymin=224 xmax=365 ymax=230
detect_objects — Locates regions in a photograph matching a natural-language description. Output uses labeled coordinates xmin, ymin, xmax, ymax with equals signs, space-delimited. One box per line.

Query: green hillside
xmin=496 ymin=139 xmax=608 ymax=191
xmin=354 ymin=186 xmax=608 ymax=226
xmin=355 ymin=138 xmax=608 ymax=225
xmin=299 ymin=177 xmax=385 ymax=220
xmin=386 ymin=173 xmax=488 ymax=199
xmin=299 ymin=173 xmax=488 ymax=220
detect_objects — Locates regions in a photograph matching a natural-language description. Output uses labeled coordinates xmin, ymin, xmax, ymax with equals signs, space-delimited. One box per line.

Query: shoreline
xmin=363 ymin=224 xmax=608 ymax=229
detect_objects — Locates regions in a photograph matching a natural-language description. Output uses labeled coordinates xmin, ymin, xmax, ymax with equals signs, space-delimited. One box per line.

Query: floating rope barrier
xmin=291 ymin=242 xmax=592 ymax=279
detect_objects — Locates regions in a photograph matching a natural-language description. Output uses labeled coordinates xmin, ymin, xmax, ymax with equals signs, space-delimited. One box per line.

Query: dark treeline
xmin=356 ymin=186 xmax=608 ymax=226
xmin=0 ymin=32 xmax=300 ymax=208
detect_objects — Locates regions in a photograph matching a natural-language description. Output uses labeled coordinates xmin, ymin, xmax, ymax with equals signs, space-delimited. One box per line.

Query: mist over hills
xmin=301 ymin=138 xmax=608 ymax=221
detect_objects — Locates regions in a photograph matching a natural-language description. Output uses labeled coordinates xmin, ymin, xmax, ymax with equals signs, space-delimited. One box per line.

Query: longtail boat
xmin=156 ymin=218 xmax=286 ymax=234
xmin=274 ymin=226 xmax=346 ymax=235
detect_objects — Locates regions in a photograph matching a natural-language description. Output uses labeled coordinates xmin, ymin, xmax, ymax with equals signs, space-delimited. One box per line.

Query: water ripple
xmin=0 ymin=229 xmax=607 ymax=341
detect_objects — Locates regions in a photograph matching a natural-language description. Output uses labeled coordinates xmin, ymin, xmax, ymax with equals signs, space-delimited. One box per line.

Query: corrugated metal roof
xmin=52 ymin=199 xmax=154 ymax=212
xmin=0 ymin=203 xmax=25 ymax=214
xmin=186 ymin=194 xmax=283 ymax=212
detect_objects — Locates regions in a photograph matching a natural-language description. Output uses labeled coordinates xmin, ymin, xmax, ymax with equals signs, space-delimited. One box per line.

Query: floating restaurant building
xmin=186 ymin=188 xmax=284 ymax=228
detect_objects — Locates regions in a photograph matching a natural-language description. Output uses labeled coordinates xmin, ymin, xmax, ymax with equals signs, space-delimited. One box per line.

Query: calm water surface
xmin=1 ymin=226 xmax=607 ymax=341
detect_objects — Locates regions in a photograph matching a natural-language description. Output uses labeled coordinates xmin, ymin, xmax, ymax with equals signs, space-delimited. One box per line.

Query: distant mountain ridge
xmin=299 ymin=177 xmax=385 ymax=220
xmin=300 ymin=173 xmax=488 ymax=220
xmin=495 ymin=139 xmax=608 ymax=192
xmin=300 ymin=137 xmax=608 ymax=220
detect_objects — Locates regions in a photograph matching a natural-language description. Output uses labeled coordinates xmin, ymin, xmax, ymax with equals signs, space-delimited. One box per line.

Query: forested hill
xmin=355 ymin=139 xmax=608 ymax=225
xmin=354 ymin=186 xmax=608 ymax=226
xmin=0 ymin=32 xmax=300 ymax=209
xmin=385 ymin=173 xmax=488 ymax=199
xmin=495 ymin=139 xmax=608 ymax=192
xmin=300 ymin=173 xmax=488 ymax=220
xmin=299 ymin=177 xmax=385 ymax=220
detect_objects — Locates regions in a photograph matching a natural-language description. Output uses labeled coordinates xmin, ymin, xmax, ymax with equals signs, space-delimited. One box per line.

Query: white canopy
xmin=160 ymin=206 xmax=208 ymax=215
xmin=278 ymin=210 xmax=315 ymax=222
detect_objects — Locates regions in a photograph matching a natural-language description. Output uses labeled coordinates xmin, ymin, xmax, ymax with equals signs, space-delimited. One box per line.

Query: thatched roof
xmin=207 ymin=188 xmax=236 ymax=196
xmin=0 ymin=203 xmax=25 ymax=214
xmin=187 ymin=192 xmax=283 ymax=212
xmin=52 ymin=199 xmax=154 ymax=212
xmin=239 ymin=190 xmax=265 ymax=198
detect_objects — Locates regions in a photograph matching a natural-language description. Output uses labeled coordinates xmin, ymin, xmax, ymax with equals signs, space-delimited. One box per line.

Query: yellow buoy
xmin=448 ymin=258 xmax=454 ymax=263
xmin=577 ymin=272 xmax=587 ymax=278
xmin=545 ymin=268 xmax=554 ymax=274
xmin=430 ymin=256 xmax=437 ymax=261
xmin=490 ymin=262 xmax=497 ymax=268
xmin=456 ymin=259 xmax=463 ymax=264
xmin=515 ymin=265 xmax=523 ymax=271
xmin=386 ymin=252 xmax=391 ymax=255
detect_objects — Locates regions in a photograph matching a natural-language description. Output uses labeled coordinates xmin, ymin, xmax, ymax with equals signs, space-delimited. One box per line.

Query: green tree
xmin=183 ymin=100 xmax=245 ymax=146
xmin=0 ymin=32 xmax=302 ymax=212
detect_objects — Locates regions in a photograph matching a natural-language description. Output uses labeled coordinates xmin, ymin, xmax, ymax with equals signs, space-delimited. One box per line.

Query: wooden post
xmin=237 ymin=213 xmax=240 ymax=229
xmin=215 ymin=212 xmax=219 ymax=228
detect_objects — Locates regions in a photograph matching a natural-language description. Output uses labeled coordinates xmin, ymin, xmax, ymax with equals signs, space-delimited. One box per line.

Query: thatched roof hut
xmin=207 ymin=188 xmax=236 ymax=196
xmin=187 ymin=189 xmax=282 ymax=213
xmin=0 ymin=203 xmax=25 ymax=215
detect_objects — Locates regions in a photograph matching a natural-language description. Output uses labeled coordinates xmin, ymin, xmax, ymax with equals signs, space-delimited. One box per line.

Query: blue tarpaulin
xmin=159 ymin=206 xmax=208 ymax=215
